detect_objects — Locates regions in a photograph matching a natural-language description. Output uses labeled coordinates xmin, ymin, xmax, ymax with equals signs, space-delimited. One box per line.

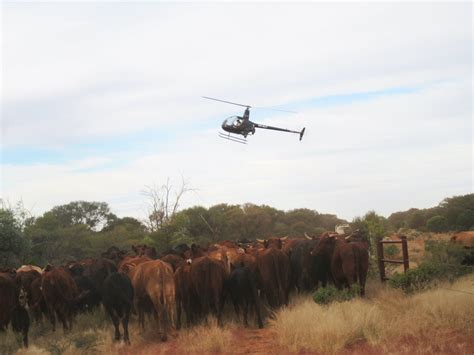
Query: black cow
xmin=102 ymin=272 xmax=134 ymax=344
xmin=73 ymin=275 xmax=101 ymax=312
xmin=226 ymin=263 xmax=263 ymax=328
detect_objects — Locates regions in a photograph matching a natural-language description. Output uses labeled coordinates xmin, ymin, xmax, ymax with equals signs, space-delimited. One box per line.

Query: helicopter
xmin=203 ymin=96 xmax=305 ymax=144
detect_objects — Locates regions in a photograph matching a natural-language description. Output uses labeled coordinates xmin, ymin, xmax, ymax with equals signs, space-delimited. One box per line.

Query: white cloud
xmin=1 ymin=2 xmax=471 ymax=220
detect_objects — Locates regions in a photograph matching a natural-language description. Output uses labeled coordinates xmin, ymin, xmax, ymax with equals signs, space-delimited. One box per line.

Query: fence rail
xmin=376 ymin=236 xmax=409 ymax=282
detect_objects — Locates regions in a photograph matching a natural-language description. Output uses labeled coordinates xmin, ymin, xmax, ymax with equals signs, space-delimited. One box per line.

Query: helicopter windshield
xmin=222 ymin=116 xmax=242 ymax=128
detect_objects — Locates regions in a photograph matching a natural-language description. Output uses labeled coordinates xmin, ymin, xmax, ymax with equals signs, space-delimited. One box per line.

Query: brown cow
xmin=101 ymin=246 xmax=128 ymax=265
xmin=129 ymin=260 xmax=175 ymax=341
xmin=15 ymin=270 xmax=42 ymax=314
xmin=451 ymin=231 xmax=474 ymax=248
xmin=233 ymin=253 xmax=258 ymax=275
xmin=189 ymin=256 xmax=227 ymax=325
xmin=118 ymin=256 xmax=152 ymax=274
xmin=451 ymin=231 xmax=474 ymax=265
xmin=257 ymin=236 xmax=289 ymax=250
xmin=161 ymin=254 xmax=184 ymax=272
xmin=256 ymin=248 xmax=290 ymax=308
xmin=17 ymin=265 xmax=43 ymax=274
xmin=174 ymin=262 xmax=196 ymax=329
xmin=132 ymin=244 xmax=158 ymax=259
xmin=0 ymin=273 xmax=30 ymax=347
xmin=30 ymin=277 xmax=47 ymax=322
xmin=311 ymin=234 xmax=367 ymax=295
xmin=41 ymin=266 xmax=80 ymax=332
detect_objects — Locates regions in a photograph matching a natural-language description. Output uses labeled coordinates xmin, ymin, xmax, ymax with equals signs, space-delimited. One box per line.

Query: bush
xmin=385 ymin=244 xmax=399 ymax=257
xmin=388 ymin=241 xmax=473 ymax=293
xmin=312 ymin=285 xmax=361 ymax=305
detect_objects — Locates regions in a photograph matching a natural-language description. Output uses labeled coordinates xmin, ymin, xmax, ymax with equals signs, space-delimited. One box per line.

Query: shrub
xmin=312 ymin=285 xmax=360 ymax=305
xmin=388 ymin=241 xmax=473 ymax=293
xmin=385 ymin=244 xmax=399 ymax=257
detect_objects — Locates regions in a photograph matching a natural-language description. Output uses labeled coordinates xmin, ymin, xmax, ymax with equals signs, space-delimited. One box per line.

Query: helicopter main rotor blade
xmin=202 ymin=96 xmax=251 ymax=108
xmin=253 ymin=106 xmax=298 ymax=114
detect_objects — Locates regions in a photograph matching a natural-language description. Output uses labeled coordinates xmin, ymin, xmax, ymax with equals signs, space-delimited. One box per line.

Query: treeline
xmin=387 ymin=195 xmax=474 ymax=233
xmin=1 ymin=194 xmax=472 ymax=268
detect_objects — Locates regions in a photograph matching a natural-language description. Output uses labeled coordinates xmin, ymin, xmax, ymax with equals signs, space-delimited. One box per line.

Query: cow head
xmin=261 ymin=237 xmax=287 ymax=249
xmin=190 ymin=243 xmax=205 ymax=258
xmin=132 ymin=244 xmax=157 ymax=259
xmin=311 ymin=233 xmax=337 ymax=257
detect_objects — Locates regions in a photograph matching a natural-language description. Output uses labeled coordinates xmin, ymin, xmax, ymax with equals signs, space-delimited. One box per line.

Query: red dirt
xmin=118 ymin=327 xmax=474 ymax=355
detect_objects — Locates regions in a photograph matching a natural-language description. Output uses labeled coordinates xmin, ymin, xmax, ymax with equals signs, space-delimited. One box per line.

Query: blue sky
xmin=1 ymin=2 xmax=472 ymax=221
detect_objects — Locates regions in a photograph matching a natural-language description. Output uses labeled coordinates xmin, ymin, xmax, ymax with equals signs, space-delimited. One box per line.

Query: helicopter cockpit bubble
xmin=222 ymin=116 xmax=241 ymax=129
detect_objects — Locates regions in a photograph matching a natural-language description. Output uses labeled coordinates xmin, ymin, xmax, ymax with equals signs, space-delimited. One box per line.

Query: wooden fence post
xmin=376 ymin=238 xmax=386 ymax=282
xmin=401 ymin=235 xmax=409 ymax=272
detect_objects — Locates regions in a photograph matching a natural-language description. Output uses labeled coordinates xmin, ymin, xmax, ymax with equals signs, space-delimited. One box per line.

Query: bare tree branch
xmin=141 ymin=177 xmax=194 ymax=232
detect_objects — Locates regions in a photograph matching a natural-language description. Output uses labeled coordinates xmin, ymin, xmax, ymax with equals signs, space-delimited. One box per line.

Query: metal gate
xmin=376 ymin=235 xmax=409 ymax=282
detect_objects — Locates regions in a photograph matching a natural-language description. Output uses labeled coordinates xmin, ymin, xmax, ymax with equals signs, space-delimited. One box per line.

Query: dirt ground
xmin=117 ymin=326 xmax=474 ymax=355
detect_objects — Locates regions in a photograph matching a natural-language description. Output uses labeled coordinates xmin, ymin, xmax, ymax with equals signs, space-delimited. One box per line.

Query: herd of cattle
xmin=0 ymin=231 xmax=369 ymax=348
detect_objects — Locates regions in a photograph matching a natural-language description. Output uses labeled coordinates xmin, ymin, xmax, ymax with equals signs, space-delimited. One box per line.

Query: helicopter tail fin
xmin=299 ymin=127 xmax=306 ymax=141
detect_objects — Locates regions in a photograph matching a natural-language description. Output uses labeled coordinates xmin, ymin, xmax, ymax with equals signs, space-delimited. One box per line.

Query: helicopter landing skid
xmin=218 ymin=132 xmax=247 ymax=144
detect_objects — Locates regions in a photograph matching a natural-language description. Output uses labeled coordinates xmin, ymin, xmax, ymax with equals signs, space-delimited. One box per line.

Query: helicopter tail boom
xmin=254 ymin=123 xmax=306 ymax=141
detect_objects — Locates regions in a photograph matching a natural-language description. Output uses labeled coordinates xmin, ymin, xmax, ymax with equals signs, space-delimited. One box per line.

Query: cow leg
xmin=176 ymin=299 xmax=182 ymax=330
xmin=232 ymin=295 xmax=241 ymax=322
xmin=150 ymin=292 xmax=167 ymax=342
xmin=122 ymin=304 xmax=130 ymax=345
xmin=254 ymin=299 xmax=264 ymax=329
xmin=56 ymin=308 xmax=68 ymax=333
xmin=138 ymin=306 xmax=145 ymax=330
xmin=122 ymin=310 xmax=131 ymax=345
xmin=46 ymin=306 xmax=56 ymax=332
xmin=243 ymin=300 xmax=249 ymax=328
xmin=216 ymin=290 xmax=225 ymax=327
xmin=106 ymin=306 xmax=121 ymax=341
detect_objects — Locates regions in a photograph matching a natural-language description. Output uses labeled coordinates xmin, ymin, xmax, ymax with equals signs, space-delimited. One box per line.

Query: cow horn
xmin=345 ymin=235 xmax=351 ymax=240
xmin=256 ymin=239 xmax=264 ymax=243
xmin=281 ymin=236 xmax=289 ymax=241
xmin=304 ymin=232 xmax=312 ymax=240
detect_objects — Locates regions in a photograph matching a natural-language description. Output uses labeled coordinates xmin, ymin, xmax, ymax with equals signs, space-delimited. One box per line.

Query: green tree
xmin=426 ymin=215 xmax=448 ymax=232
xmin=455 ymin=211 xmax=474 ymax=231
xmin=0 ymin=209 xmax=30 ymax=268
xmin=50 ymin=201 xmax=117 ymax=231
xmin=408 ymin=210 xmax=425 ymax=229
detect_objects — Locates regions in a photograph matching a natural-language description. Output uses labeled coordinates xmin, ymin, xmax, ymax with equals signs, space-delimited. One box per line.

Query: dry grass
xmin=271 ymin=275 xmax=474 ymax=354
xmin=173 ymin=317 xmax=235 ymax=353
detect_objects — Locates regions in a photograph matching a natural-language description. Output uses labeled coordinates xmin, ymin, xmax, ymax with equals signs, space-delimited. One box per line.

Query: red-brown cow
xmin=129 ymin=260 xmax=175 ymax=341
xmin=311 ymin=233 xmax=367 ymax=295
xmin=132 ymin=244 xmax=158 ymax=259
xmin=256 ymin=248 xmax=290 ymax=308
xmin=161 ymin=254 xmax=184 ymax=272
xmin=118 ymin=256 xmax=152 ymax=274
xmin=41 ymin=266 xmax=80 ymax=332
xmin=0 ymin=272 xmax=29 ymax=347
xmin=174 ymin=262 xmax=196 ymax=329
xmin=189 ymin=256 xmax=227 ymax=325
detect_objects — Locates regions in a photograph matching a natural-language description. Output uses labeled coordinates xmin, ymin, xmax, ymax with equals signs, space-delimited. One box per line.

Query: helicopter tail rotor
xmin=299 ymin=127 xmax=306 ymax=141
